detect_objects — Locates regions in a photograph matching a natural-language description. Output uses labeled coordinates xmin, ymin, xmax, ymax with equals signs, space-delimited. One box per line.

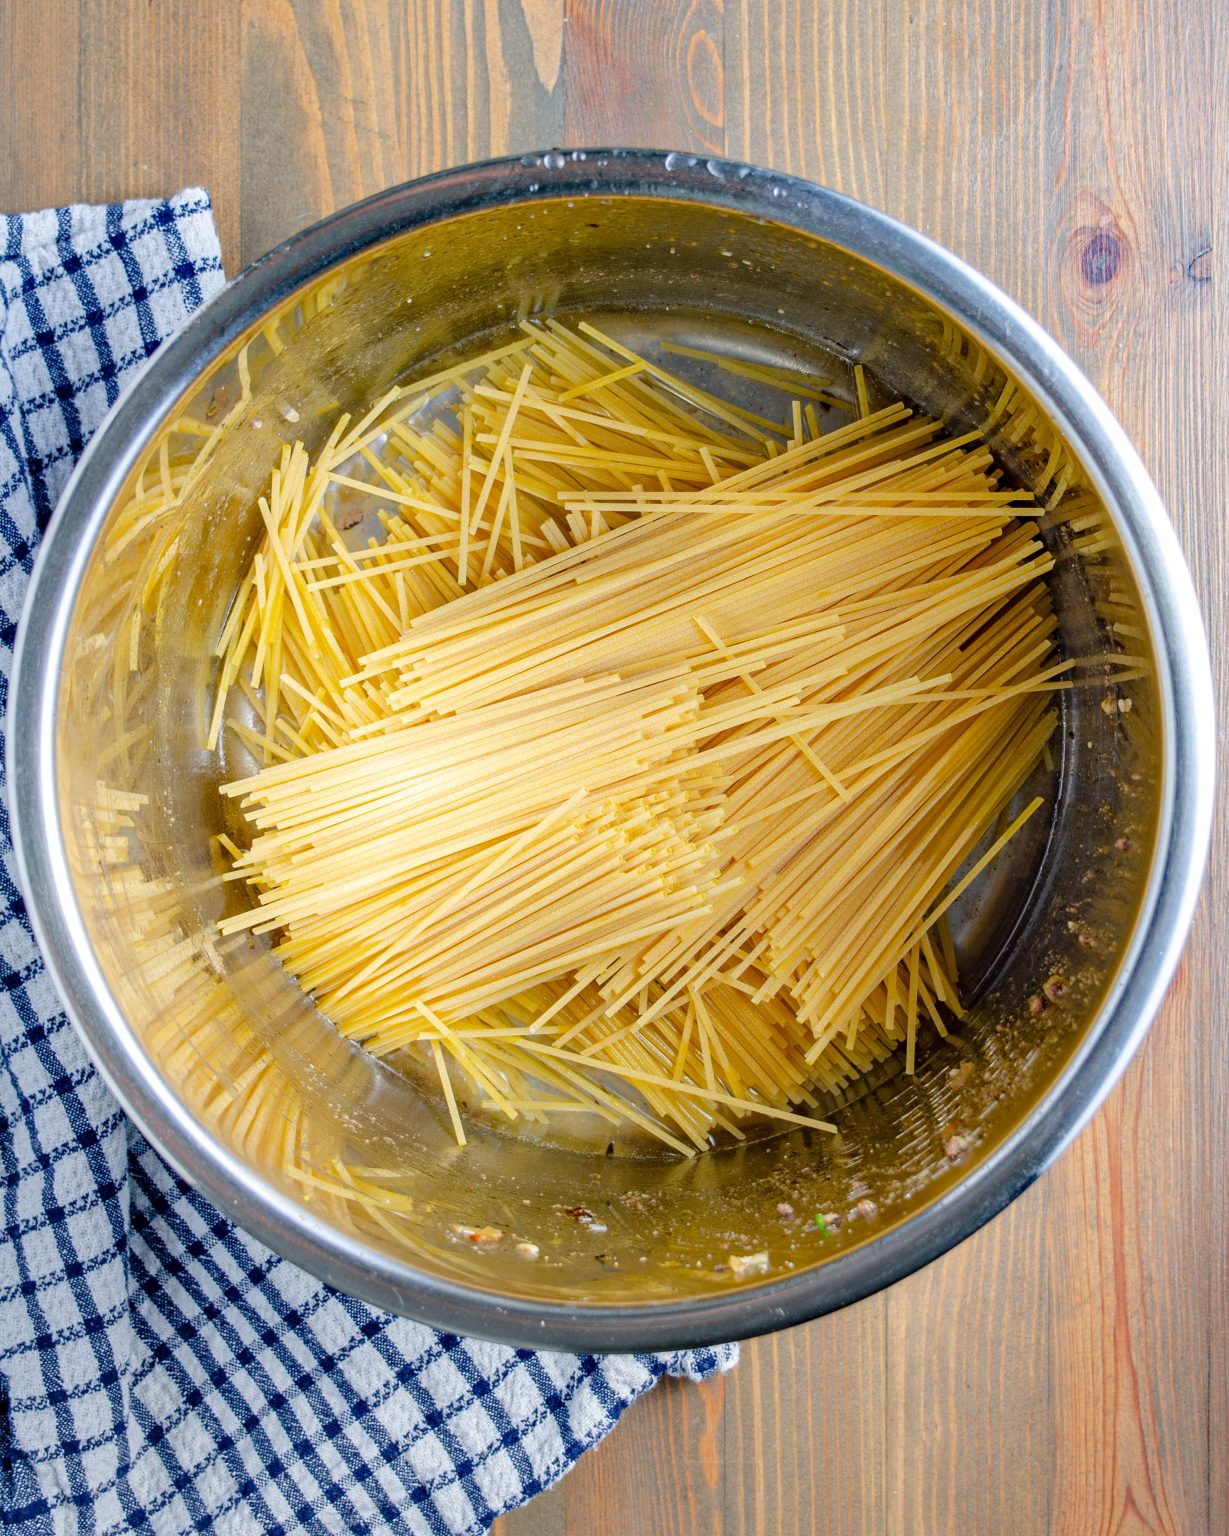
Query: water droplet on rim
xmin=663 ymin=151 xmax=685 ymax=172
xmin=542 ymin=150 xmax=566 ymax=170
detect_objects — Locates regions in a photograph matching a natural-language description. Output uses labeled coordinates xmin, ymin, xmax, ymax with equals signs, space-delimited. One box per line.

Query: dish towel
xmin=0 ymin=190 xmax=736 ymax=1536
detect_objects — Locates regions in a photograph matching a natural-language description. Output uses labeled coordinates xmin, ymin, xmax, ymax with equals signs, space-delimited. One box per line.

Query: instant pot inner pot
xmin=59 ymin=195 xmax=1159 ymax=1309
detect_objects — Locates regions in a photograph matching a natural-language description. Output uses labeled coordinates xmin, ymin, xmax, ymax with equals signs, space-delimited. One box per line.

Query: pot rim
xmin=7 ymin=149 xmax=1215 ymax=1351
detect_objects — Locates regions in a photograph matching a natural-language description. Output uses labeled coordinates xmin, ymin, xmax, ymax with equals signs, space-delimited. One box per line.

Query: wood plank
xmin=563 ymin=0 xmax=724 ymax=151
xmin=1038 ymin=5 xmax=1225 ymax=1533
xmin=0 ymin=2 xmax=84 ymax=219
xmin=1048 ymin=1054 xmax=1211 ymax=1536
xmin=236 ymin=0 xmax=564 ymax=269
xmin=725 ymin=1302 xmax=889 ymax=1536
xmin=886 ymin=1186 xmax=1051 ymax=1535
xmin=593 ymin=1371 xmax=728 ymax=1533
xmin=725 ymin=0 xmax=1055 ymax=295
xmin=75 ymin=2 xmax=243 ymax=264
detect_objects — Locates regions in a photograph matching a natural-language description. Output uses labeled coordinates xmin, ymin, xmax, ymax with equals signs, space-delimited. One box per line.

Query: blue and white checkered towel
xmin=0 ymin=190 xmax=736 ymax=1536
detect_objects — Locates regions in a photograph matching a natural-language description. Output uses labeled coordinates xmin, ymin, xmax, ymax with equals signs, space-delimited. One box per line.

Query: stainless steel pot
xmin=7 ymin=151 xmax=1214 ymax=1350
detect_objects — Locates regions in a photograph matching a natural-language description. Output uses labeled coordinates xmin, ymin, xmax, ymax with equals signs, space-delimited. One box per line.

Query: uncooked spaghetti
xmin=215 ymin=320 xmax=1073 ymax=1153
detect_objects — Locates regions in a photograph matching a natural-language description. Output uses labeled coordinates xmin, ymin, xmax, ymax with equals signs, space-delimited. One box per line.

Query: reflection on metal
xmin=9 ymin=152 xmax=1213 ymax=1350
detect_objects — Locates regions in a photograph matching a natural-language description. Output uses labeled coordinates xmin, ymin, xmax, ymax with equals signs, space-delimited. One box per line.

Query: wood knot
xmin=1185 ymin=246 xmax=1211 ymax=284
xmin=1056 ymin=195 xmax=1133 ymax=346
xmin=680 ymin=0 xmax=723 ymax=140
xmin=1081 ymin=229 xmax=1122 ymax=286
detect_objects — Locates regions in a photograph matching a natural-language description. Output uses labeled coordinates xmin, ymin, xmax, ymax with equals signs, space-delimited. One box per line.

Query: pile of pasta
xmin=214 ymin=320 xmax=1064 ymax=1154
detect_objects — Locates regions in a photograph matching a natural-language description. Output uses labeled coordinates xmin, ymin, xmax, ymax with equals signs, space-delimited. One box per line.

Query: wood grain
xmin=0 ymin=3 xmax=1223 ymax=1532
xmin=563 ymin=0 xmax=724 ymax=151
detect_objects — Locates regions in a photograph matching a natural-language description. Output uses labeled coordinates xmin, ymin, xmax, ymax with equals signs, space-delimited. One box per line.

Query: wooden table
xmin=3 ymin=3 xmax=1223 ymax=1531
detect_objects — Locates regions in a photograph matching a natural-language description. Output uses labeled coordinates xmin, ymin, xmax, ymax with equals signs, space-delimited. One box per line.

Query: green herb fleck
xmin=814 ymin=1213 xmax=831 ymax=1238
